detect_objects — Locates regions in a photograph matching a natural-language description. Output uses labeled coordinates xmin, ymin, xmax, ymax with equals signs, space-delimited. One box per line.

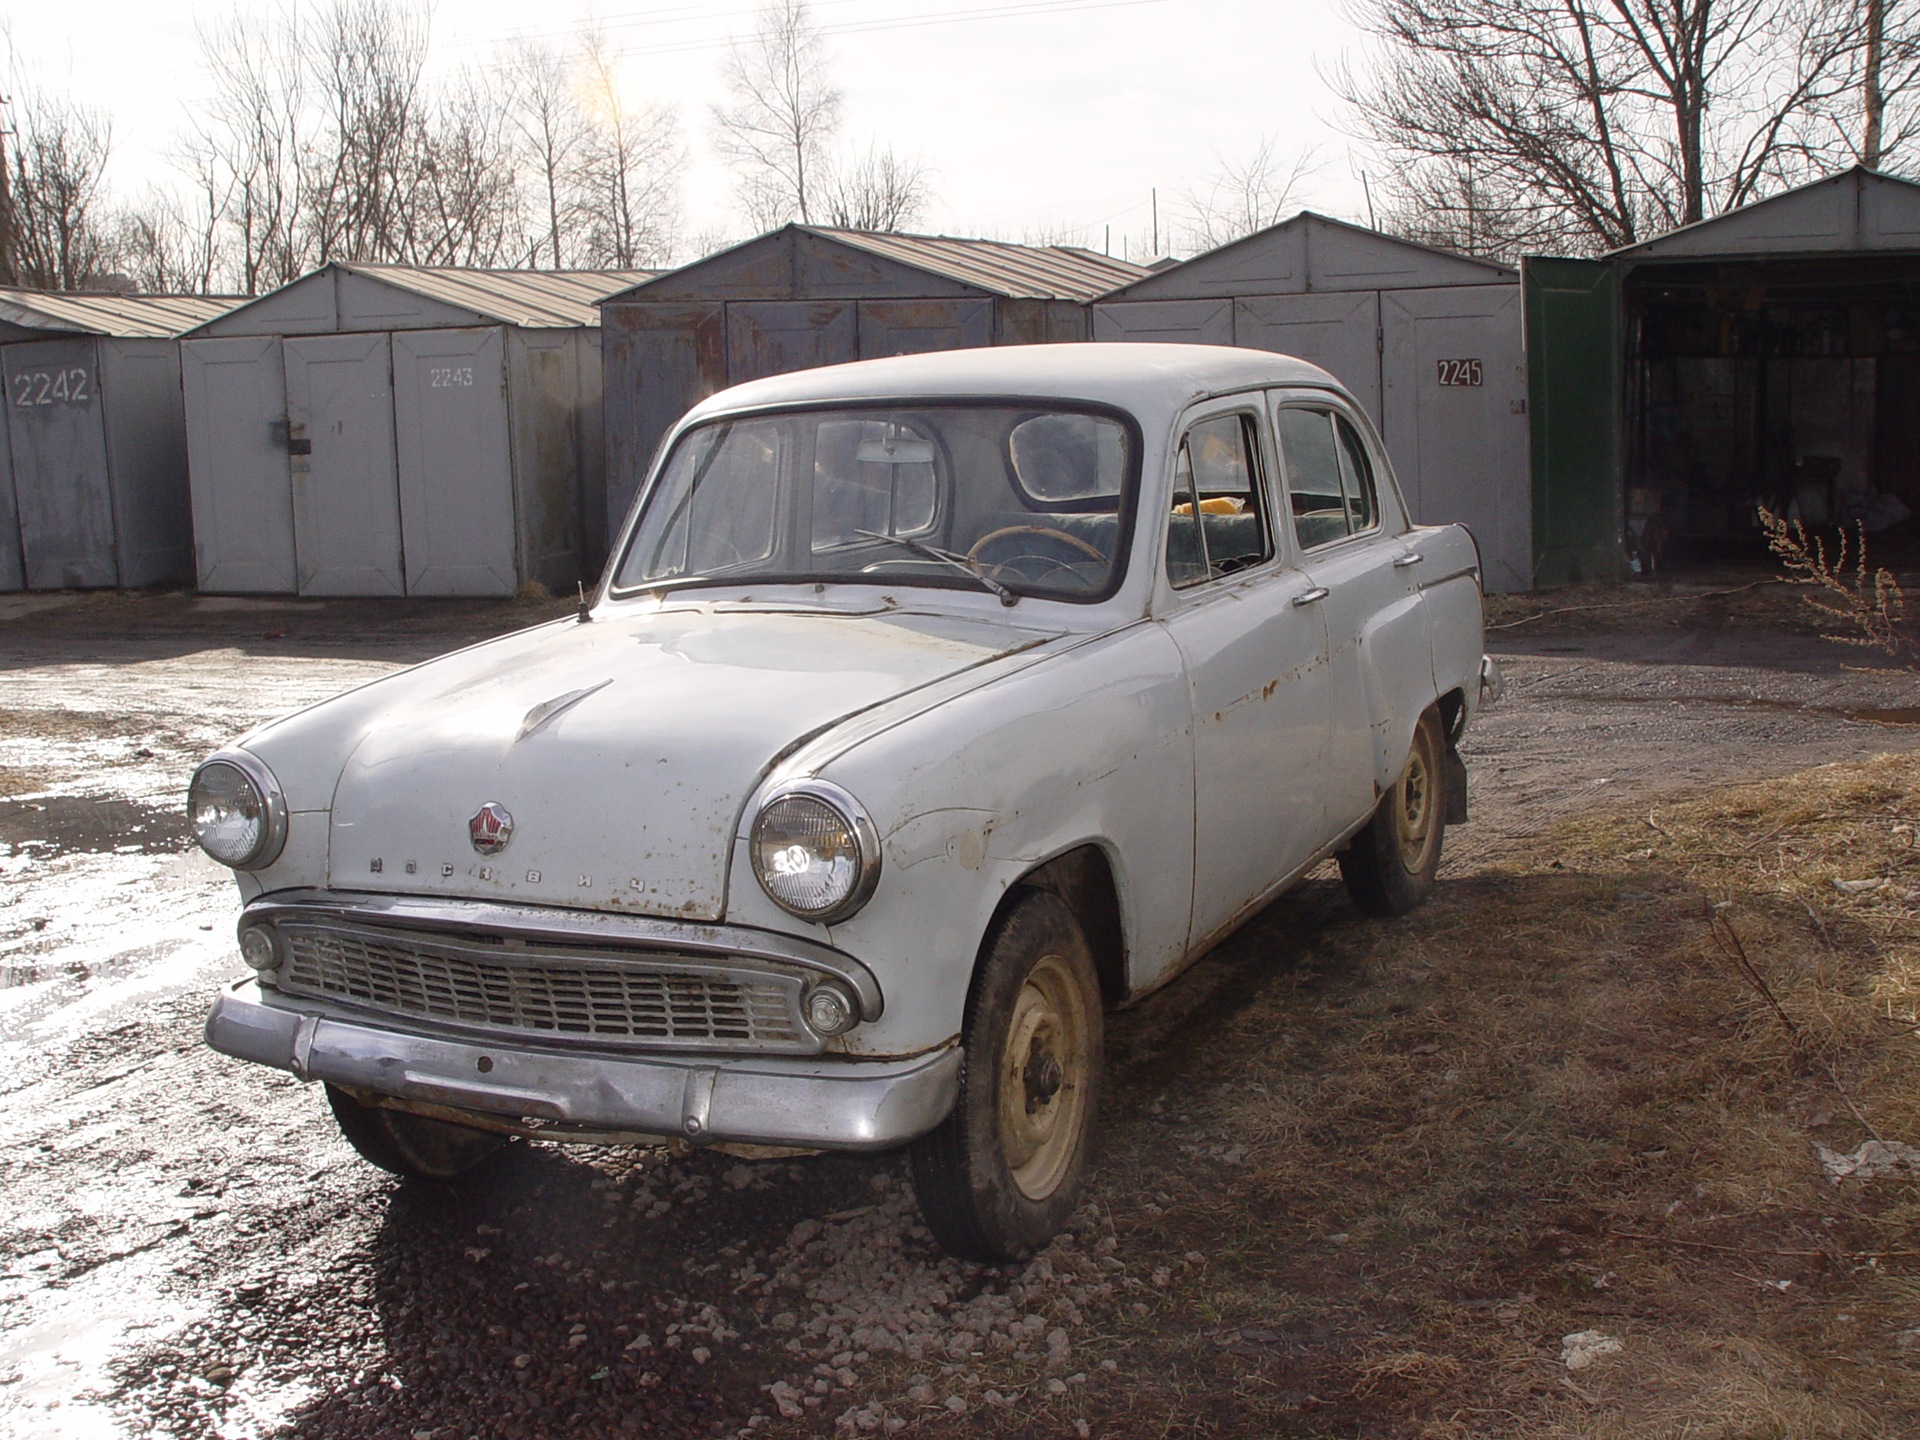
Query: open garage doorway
xmin=1625 ymin=255 xmax=1920 ymax=576
xmin=1528 ymin=167 xmax=1920 ymax=586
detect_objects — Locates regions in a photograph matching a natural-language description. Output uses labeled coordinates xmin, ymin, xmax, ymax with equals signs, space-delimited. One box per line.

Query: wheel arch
xmin=1436 ymin=684 xmax=1468 ymax=744
xmin=978 ymin=843 xmax=1128 ymax=1012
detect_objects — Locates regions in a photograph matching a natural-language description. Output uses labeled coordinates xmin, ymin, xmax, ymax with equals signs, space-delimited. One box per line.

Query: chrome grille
xmin=274 ymin=920 xmax=811 ymax=1052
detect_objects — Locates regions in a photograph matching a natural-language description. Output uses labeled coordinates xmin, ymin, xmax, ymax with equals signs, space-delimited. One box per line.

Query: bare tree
xmin=1832 ymin=0 xmax=1920 ymax=168
xmin=194 ymin=7 xmax=309 ymax=293
xmin=1337 ymin=0 xmax=1879 ymax=257
xmin=504 ymin=42 xmax=591 ymax=268
xmin=5 ymin=80 xmax=116 ymax=290
xmin=112 ymin=186 xmax=221 ymax=294
xmin=405 ymin=72 xmax=523 ymax=267
xmin=819 ymin=142 xmax=931 ymax=231
xmin=302 ymin=0 xmax=431 ymax=264
xmin=574 ymin=31 xmax=683 ymax=268
xmin=713 ymin=0 xmax=843 ymax=226
xmin=1179 ymin=136 xmax=1320 ymax=251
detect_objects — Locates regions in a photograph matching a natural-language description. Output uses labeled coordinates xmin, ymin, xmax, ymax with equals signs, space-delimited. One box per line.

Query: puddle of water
xmin=0 ymin=796 xmax=185 ymax=857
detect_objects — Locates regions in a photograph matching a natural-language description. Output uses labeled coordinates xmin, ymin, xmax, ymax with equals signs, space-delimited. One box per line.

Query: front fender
xmin=725 ymin=621 xmax=1196 ymax=1056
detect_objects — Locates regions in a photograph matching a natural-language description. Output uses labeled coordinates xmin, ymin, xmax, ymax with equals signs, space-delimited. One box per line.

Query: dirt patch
xmin=855 ymin=753 xmax=1919 ymax=1438
xmin=1484 ymin=573 xmax=1918 ymax=644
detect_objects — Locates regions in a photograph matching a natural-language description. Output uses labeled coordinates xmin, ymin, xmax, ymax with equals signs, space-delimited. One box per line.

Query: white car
xmin=196 ymin=344 xmax=1499 ymax=1261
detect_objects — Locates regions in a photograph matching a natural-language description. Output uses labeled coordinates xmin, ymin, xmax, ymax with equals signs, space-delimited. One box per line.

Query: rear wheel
xmin=325 ymin=1084 xmax=509 ymax=1180
xmin=1339 ymin=708 xmax=1446 ymax=917
xmin=910 ymin=891 xmax=1103 ymax=1262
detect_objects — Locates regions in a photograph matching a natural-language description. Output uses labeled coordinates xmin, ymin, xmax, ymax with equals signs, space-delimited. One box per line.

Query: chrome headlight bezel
xmin=188 ymin=750 xmax=289 ymax=871
xmin=749 ymin=779 xmax=881 ymax=925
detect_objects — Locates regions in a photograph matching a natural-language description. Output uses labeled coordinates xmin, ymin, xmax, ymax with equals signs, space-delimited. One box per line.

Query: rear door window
xmin=1277 ymin=407 xmax=1374 ymax=551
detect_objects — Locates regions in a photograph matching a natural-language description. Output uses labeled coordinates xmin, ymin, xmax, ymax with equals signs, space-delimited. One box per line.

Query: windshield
xmin=612 ymin=404 xmax=1138 ymax=603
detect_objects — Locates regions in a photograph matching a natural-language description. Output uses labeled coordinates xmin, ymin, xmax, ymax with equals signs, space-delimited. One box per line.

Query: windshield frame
xmin=606 ymin=395 xmax=1146 ymax=606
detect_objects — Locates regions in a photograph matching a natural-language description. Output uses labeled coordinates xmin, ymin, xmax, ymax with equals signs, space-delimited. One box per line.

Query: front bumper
xmin=206 ymin=979 xmax=960 ymax=1151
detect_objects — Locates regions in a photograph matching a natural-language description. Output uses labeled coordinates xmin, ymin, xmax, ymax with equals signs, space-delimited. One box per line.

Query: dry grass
xmin=1484 ymin=578 xmax=1848 ymax=638
xmin=898 ymin=753 xmax=1920 ymax=1438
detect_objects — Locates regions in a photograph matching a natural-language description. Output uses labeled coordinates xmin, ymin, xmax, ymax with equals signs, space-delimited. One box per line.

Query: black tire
xmin=325 ymin=1083 xmax=509 ymax=1181
xmin=909 ymin=890 xmax=1103 ymax=1262
xmin=1339 ymin=708 xmax=1447 ymax=918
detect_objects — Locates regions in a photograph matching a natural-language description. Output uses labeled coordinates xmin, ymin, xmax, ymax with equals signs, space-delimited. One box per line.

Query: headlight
xmin=188 ymin=752 xmax=288 ymax=870
xmin=749 ymin=780 xmax=880 ymax=923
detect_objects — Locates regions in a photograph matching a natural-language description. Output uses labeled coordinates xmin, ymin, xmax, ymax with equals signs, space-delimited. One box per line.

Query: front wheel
xmin=1339 ymin=708 xmax=1447 ymax=917
xmin=910 ymin=891 xmax=1103 ymax=1262
xmin=325 ymin=1084 xmax=509 ymax=1180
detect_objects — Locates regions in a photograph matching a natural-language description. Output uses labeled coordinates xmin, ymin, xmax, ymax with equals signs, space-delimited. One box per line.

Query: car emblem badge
xmin=469 ymin=802 xmax=513 ymax=856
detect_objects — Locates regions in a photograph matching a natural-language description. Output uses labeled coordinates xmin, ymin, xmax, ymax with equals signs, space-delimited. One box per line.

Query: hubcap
xmin=997 ymin=953 xmax=1091 ymax=1201
xmin=1394 ymin=726 xmax=1438 ymax=870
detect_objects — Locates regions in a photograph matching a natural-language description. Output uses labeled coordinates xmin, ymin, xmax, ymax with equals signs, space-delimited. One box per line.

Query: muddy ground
xmin=1 ymin=585 xmax=1916 ymax=1439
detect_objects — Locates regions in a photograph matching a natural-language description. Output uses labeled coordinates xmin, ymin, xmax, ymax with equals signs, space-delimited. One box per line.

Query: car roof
xmin=685 ymin=343 xmax=1345 ymax=422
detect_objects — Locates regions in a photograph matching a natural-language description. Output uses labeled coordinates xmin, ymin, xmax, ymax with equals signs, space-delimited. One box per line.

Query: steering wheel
xmin=967 ymin=526 xmax=1105 ymax=572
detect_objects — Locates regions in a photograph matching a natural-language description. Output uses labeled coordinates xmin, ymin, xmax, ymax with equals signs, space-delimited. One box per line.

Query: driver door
xmin=1157 ymin=401 xmax=1335 ymax=950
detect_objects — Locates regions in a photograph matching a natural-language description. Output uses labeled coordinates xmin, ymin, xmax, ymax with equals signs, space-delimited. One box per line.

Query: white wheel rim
xmin=1394 ymin=726 xmax=1439 ymax=871
xmin=996 ymin=952 xmax=1091 ymax=1201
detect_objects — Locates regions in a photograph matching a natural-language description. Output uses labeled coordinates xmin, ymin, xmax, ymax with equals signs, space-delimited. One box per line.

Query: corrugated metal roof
xmin=804 ymin=228 xmax=1149 ymax=301
xmin=0 ymin=288 xmax=239 ymax=338
xmin=1604 ymin=165 xmax=1920 ymax=261
xmin=339 ymin=263 xmax=657 ymax=326
xmin=1098 ymin=211 xmax=1514 ymax=303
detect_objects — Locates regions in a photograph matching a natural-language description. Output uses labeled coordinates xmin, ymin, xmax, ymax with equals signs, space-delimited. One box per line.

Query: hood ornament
xmin=516 ymin=678 xmax=612 ymax=743
xmin=469 ymin=802 xmax=514 ymax=855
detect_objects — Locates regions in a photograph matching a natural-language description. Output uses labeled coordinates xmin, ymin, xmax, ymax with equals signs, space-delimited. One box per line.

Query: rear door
xmin=182 ymin=336 xmax=298 ymax=593
xmin=393 ymin=326 xmax=515 ymax=596
xmin=4 ymin=338 xmax=116 ymax=589
xmin=284 ymin=333 xmax=403 ymax=595
xmin=1274 ymin=398 xmax=1432 ymax=832
xmin=1158 ymin=399 xmax=1334 ymax=949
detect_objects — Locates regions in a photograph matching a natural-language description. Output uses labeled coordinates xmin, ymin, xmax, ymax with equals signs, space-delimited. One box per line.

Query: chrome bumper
xmin=1479 ymin=653 xmax=1505 ymax=706
xmin=205 ymin=979 xmax=960 ymax=1151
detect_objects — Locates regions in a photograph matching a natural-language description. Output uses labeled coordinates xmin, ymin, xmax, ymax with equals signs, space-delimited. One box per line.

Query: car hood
xmin=323 ymin=604 xmax=1061 ymax=920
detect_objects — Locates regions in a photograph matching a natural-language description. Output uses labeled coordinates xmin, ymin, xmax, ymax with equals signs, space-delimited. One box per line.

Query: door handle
xmin=1393 ymin=552 xmax=1424 ymax=568
xmin=1292 ymin=587 xmax=1330 ymax=607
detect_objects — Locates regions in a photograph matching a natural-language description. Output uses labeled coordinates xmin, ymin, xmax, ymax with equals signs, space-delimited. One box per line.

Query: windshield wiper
xmin=854 ymin=530 xmax=1019 ymax=606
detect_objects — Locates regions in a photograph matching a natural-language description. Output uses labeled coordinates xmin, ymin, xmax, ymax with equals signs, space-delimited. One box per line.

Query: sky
xmin=3 ymin=0 xmax=1380 ymax=264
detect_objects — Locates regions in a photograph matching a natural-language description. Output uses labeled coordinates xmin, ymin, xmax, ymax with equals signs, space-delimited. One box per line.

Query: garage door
xmin=0 ymin=403 xmax=20 ymax=591
xmin=394 ymin=327 xmax=515 ymax=596
xmin=1091 ymin=300 xmax=1234 ymax=345
xmin=727 ymin=302 xmax=856 ymax=384
xmin=183 ymin=336 xmax=298 ymax=593
xmin=1381 ymin=286 xmax=1530 ymax=593
xmin=4 ymin=338 xmax=116 ymax=589
xmin=1233 ymin=292 xmax=1382 ymax=417
xmin=284 ymin=333 xmax=403 ymax=596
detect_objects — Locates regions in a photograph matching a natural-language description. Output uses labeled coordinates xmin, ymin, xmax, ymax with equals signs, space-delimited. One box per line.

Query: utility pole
xmin=0 ymin=92 xmax=15 ymax=287
xmin=1865 ymin=0 xmax=1886 ymax=169
xmin=1150 ymin=187 xmax=1158 ymax=257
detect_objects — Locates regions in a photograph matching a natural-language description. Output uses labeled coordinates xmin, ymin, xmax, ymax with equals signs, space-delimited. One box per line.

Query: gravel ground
xmin=0 ymin=589 xmax=1915 ymax=1439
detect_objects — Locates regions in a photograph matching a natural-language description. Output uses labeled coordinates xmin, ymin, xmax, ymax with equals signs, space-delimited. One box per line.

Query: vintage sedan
xmin=195 ymin=344 xmax=1498 ymax=1261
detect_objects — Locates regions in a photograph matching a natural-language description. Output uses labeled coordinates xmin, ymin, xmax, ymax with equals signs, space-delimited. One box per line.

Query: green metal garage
xmin=1527 ymin=166 xmax=1920 ymax=584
